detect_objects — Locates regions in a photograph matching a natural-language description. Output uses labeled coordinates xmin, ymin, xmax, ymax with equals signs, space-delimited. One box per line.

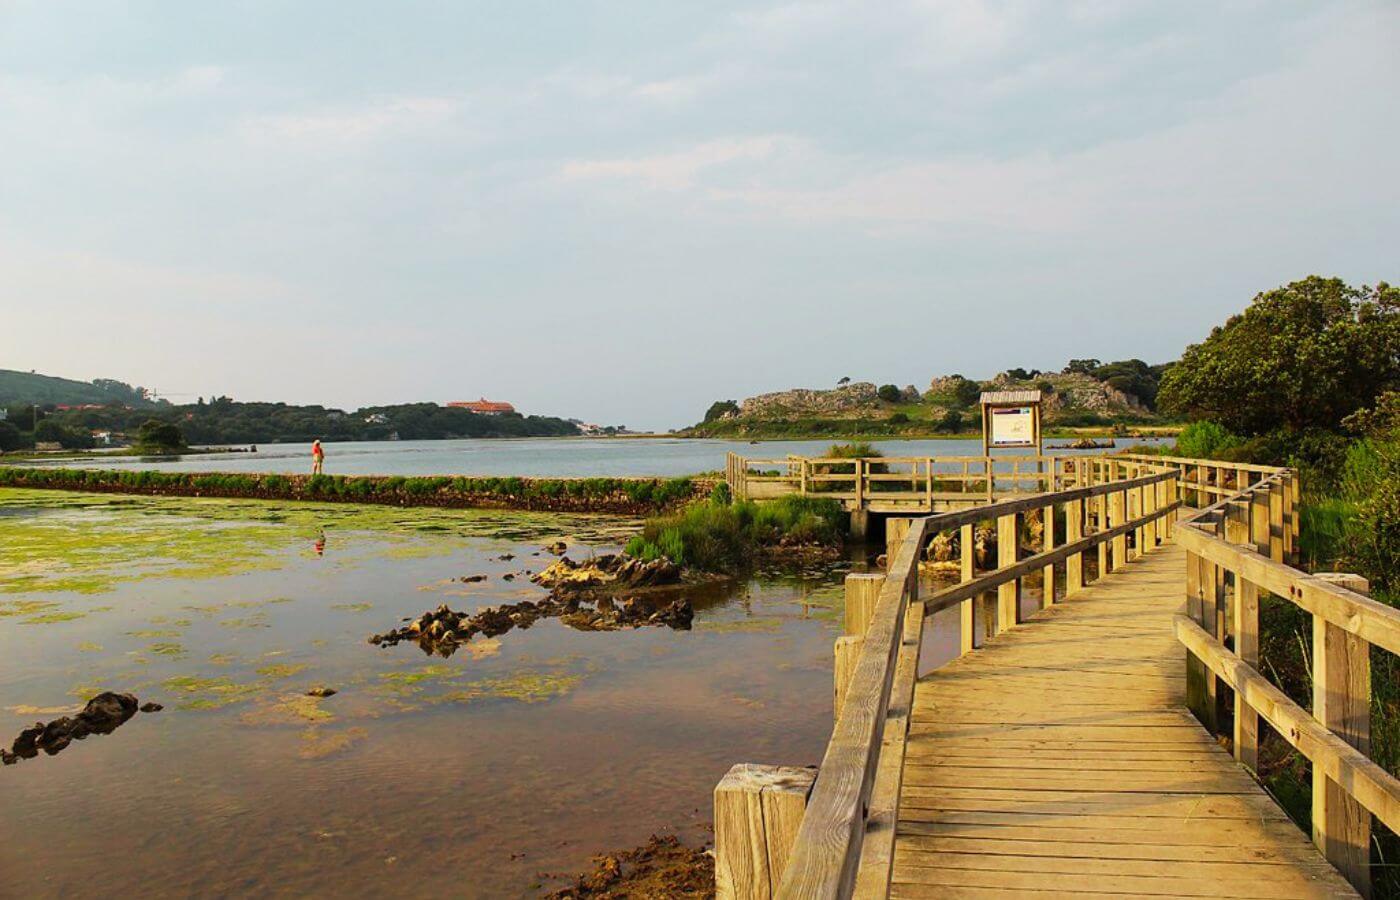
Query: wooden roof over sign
xmin=980 ymin=390 xmax=1041 ymax=405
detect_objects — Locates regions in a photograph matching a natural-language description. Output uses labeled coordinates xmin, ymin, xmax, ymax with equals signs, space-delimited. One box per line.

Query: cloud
xmin=238 ymin=96 xmax=458 ymax=148
xmin=558 ymin=136 xmax=792 ymax=190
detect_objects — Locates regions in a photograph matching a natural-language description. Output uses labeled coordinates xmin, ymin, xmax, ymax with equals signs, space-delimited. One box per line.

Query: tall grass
xmin=625 ymin=495 xmax=845 ymax=571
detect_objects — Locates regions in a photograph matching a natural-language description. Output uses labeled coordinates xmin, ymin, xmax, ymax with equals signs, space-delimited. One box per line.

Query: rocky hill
xmin=687 ymin=363 xmax=1167 ymax=437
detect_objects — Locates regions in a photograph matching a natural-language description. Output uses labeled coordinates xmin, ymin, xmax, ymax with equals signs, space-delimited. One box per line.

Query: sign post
xmin=980 ymin=390 xmax=1043 ymax=457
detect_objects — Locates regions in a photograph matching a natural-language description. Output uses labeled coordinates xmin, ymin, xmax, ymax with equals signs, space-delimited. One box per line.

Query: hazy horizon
xmin=3 ymin=1 xmax=1396 ymax=429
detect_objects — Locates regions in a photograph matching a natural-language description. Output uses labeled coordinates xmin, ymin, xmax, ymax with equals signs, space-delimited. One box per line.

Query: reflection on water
xmin=0 ymin=489 xmax=889 ymax=897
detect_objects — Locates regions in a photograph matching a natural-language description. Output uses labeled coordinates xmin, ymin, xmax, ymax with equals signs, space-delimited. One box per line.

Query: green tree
xmin=704 ymin=400 xmax=740 ymax=422
xmin=877 ymin=384 xmax=901 ymax=403
xmin=0 ymin=420 xmax=23 ymax=451
xmin=136 ymin=419 xmax=187 ymax=453
xmin=34 ymin=419 xmax=95 ymax=449
xmin=949 ymin=377 xmax=982 ymax=408
xmin=1158 ymin=277 xmax=1400 ymax=435
xmin=937 ymin=409 xmax=964 ymax=433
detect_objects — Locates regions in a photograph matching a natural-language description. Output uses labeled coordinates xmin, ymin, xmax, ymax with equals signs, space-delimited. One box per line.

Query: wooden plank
xmin=888 ymin=543 xmax=1358 ymax=900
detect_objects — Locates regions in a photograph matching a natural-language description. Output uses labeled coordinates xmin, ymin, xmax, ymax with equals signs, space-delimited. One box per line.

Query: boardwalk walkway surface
xmin=892 ymin=542 xmax=1359 ymax=899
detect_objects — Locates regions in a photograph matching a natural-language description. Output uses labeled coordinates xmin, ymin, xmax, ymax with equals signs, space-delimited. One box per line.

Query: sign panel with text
xmin=990 ymin=406 xmax=1035 ymax=448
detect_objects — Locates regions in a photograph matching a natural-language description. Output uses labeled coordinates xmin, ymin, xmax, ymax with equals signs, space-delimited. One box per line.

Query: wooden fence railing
xmin=1174 ymin=470 xmax=1400 ymax=897
xmin=725 ymin=452 xmax=1069 ymax=505
xmin=714 ymin=460 xmax=1181 ymax=899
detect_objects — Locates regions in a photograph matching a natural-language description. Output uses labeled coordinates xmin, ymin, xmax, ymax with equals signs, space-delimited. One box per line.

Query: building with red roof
xmin=447 ymin=398 xmax=516 ymax=416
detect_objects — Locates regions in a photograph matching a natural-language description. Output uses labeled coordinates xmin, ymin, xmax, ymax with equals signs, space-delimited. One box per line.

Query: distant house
xmin=364 ymin=413 xmax=389 ymax=425
xmin=448 ymin=398 xmax=516 ymax=416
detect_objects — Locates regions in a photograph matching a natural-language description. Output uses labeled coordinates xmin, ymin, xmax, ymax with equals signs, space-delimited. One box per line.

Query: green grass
xmin=624 ymin=495 xmax=845 ymax=572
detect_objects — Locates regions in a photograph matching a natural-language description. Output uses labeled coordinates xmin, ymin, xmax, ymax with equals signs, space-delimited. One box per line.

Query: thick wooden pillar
xmin=1312 ymin=573 xmax=1373 ymax=898
xmin=714 ymin=763 xmax=817 ymax=899
xmin=1065 ymin=498 xmax=1084 ymax=596
xmin=1041 ymin=503 xmax=1055 ymax=607
xmin=885 ymin=517 xmax=911 ymax=565
xmin=996 ymin=512 xmax=1019 ymax=632
xmin=959 ymin=523 xmax=975 ymax=655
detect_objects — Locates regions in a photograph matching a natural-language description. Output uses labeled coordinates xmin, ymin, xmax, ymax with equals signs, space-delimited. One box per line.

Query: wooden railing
xmin=714 ymin=460 xmax=1181 ymax=898
xmin=725 ymin=452 xmax=1069 ymax=505
xmin=1119 ymin=451 xmax=1300 ymax=562
xmin=1174 ymin=469 xmax=1400 ymax=897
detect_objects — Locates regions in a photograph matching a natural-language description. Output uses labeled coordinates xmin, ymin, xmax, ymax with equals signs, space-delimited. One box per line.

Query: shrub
xmin=889 ymin=412 xmax=910 ymax=425
xmin=877 ymin=384 xmax=902 ymax=403
xmin=1174 ymin=421 xmax=1243 ymax=459
xmin=628 ymin=495 xmax=844 ymax=571
xmin=710 ymin=481 xmax=732 ymax=505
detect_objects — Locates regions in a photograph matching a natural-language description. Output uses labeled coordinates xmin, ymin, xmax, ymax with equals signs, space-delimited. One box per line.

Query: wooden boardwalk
xmin=891 ymin=543 xmax=1358 ymax=899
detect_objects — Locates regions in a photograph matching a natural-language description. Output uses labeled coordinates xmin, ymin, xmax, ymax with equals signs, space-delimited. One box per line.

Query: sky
xmin=1 ymin=1 xmax=1396 ymax=430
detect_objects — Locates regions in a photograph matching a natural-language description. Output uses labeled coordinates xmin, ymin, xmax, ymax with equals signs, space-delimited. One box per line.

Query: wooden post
xmin=1250 ymin=487 xmax=1270 ymax=556
xmin=1269 ymin=479 xmax=1285 ymax=563
xmin=1282 ymin=471 xmax=1295 ymax=562
xmin=959 ymin=523 xmax=975 ymax=655
xmin=1109 ymin=488 xmax=1127 ymax=573
xmin=1041 ymin=502 xmax=1055 ymax=607
xmin=996 ymin=512 xmax=1019 ymax=633
xmin=924 ymin=458 xmax=933 ymax=510
xmin=885 ymin=518 xmax=911 ymax=567
xmin=1065 ymin=498 xmax=1084 ymax=596
xmin=1233 ymin=575 xmax=1260 ymax=772
xmin=843 ymin=573 xmax=883 ymax=638
xmin=1312 ymin=572 xmax=1373 ymax=898
xmin=1184 ymin=519 xmax=1222 ymax=735
xmin=799 ymin=459 xmax=809 ymax=495
xmin=1290 ymin=470 xmax=1302 ymax=559
xmin=714 ymin=763 xmax=817 ymax=900
xmin=853 ymin=458 xmax=864 ymax=508
xmin=1095 ymin=491 xmax=1108 ymax=582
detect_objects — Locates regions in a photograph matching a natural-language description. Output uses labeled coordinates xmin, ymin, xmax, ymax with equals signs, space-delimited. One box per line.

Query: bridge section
xmin=893 ymin=542 xmax=1356 ymax=898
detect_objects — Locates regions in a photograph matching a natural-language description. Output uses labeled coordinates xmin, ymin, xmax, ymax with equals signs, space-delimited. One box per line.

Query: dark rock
xmin=140 ymin=702 xmax=164 ymax=713
xmin=460 ymin=574 xmax=488 ymax=583
xmin=306 ymin=687 xmax=337 ymax=698
xmin=6 ymin=692 xmax=141 ymax=764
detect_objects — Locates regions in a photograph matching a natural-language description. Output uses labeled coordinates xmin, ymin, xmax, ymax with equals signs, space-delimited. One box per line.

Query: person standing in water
xmin=311 ymin=439 xmax=325 ymax=475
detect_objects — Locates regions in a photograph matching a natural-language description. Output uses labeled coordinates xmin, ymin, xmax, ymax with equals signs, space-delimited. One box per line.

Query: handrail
xmin=773 ymin=461 xmax=1180 ymax=898
xmin=1173 ymin=466 xmax=1397 ymax=895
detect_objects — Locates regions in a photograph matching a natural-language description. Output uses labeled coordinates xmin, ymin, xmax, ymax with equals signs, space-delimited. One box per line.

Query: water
xmin=0 ymin=489 xmax=979 ymax=897
xmin=30 ymin=436 xmax=1170 ymax=478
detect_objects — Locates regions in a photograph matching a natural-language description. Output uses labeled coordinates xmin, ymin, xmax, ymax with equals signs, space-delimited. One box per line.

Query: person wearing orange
xmin=311 ymin=439 xmax=325 ymax=475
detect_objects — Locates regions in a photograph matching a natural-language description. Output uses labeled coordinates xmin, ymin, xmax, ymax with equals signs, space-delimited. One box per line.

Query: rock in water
xmin=306 ymin=687 xmax=337 ymax=698
xmin=6 ymin=692 xmax=141 ymax=763
xmin=140 ymin=702 xmax=164 ymax=713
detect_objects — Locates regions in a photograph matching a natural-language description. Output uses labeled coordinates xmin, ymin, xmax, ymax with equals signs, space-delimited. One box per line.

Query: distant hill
xmin=0 ymin=369 xmax=157 ymax=408
xmin=685 ymin=360 xmax=1174 ymax=438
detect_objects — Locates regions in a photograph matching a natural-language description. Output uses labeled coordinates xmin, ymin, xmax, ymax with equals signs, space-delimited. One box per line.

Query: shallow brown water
xmin=0 ymin=490 xmax=884 ymax=897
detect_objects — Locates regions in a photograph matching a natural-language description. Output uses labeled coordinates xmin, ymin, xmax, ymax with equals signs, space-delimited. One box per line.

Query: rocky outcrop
xmin=739 ymin=382 xmax=880 ymax=418
xmin=369 ymin=595 xmax=694 ymax=657
xmin=531 ymin=554 xmax=682 ymax=592
xmin=3 ymin=692 xmax=153 ymax=765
